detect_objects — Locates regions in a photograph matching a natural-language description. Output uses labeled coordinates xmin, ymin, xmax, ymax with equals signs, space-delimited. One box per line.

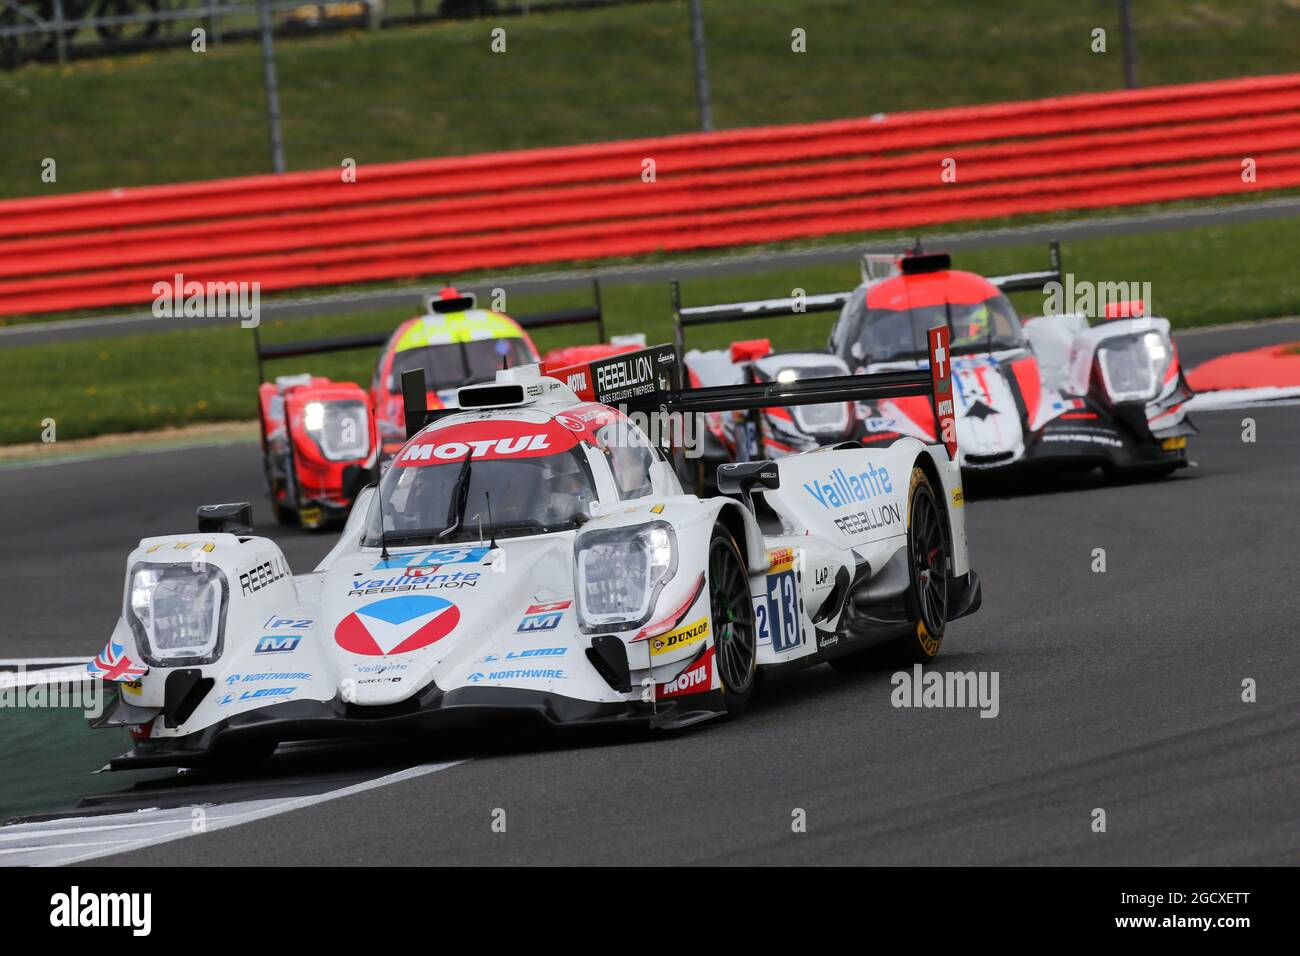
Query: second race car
xmin=674 ymin=242 xmax=1196 ymax=481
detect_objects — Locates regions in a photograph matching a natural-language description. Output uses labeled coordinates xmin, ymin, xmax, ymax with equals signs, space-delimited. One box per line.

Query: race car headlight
xmin=1095 ymin=332 xmax=1171 ymax=404
xmin=574 ymin=521 xmax=677 ymax=631
xmin=303 ymin=400 xmax=370 ymax=461
xmin=126 ymin=562 xmax=227 ymax=667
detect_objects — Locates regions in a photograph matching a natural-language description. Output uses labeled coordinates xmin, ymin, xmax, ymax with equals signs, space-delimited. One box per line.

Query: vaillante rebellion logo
xmin=802 ymin=464 xmax=893 ymax=509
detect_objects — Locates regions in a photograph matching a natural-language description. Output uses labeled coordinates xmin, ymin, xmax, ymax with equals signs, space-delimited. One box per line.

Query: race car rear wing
xmin=251 ymin=280 xmax=607 ymax=382
xmin=401 ymin=330 xmax=957 ymax=459
xmin=985 ymin=241 xmax=1062 ymax=294
xmin=671 ymin=281 xmax=851 ymax=365
xmin=542 ymin=330 xmax=958 ymax=460
xmin=671 ymin=242 xmax=1063 ymax=363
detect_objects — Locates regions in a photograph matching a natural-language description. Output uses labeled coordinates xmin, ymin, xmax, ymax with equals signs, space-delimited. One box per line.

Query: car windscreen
xmin=835 ymin=293 xmax=1025 ymax=365
xmin=362 ymin=445 xmax=597 ymax=546
xmin=388 ymin=337 xmax=536 ymax=393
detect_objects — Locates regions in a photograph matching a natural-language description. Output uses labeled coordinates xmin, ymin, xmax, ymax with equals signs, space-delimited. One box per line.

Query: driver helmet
xmin=959 ymin=302 xmax=992 ymax=343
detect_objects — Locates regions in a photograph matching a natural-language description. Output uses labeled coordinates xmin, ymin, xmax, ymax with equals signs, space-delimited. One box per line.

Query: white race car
xmin=676 ymin=243 xmax=1196 ymax=480
xmin=89 ymin=341 xmax=981 ymax=768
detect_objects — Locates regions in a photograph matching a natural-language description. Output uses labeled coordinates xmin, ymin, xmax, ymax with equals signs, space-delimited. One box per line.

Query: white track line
xmin=0 ymin=669 xmax=93 ymax=689
xmin=3 ymin=759 xmax=464 ymax=867
xmin=1185 ymin=386 xmax=1300 ymax=410
xmin=0 ymin=658 xmax=91 ymax=667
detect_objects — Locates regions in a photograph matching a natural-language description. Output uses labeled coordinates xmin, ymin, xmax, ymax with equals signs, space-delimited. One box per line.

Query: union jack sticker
xmin=86 ymin=640 xmax=148 ymax=682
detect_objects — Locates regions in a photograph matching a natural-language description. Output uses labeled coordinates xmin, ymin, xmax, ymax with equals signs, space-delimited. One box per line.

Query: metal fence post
xmin=688 ymin=0 xmax=712 ymax=132
xmin=1119 ymin=0 xmax=1138 ymax=88
xmin=51 ymin=0 xmax=67 ymax=65
xmin=210 ymin=0 xmax=223 ymax=46
xmin=257 ymin=0 xmax=286 ymax=174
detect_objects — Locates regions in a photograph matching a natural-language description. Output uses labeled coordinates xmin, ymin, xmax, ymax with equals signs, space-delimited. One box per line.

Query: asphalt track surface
xmin=1 ymin=322 xmax=1297 ymax=864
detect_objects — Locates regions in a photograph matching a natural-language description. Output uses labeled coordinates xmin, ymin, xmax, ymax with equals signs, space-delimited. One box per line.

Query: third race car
xmin=253 ymin=282 xmax=643 ymax=529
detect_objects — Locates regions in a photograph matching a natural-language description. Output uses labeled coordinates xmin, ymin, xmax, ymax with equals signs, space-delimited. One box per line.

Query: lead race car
xmin=89 ymin=336 xmax=980 ymax=768
xmin=677 ymin=243 xmax=1196 ymax=480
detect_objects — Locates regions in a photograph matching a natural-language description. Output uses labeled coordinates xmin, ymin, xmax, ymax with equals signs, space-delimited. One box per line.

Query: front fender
xmin=110 ymin=533 xmax=299 ymax=713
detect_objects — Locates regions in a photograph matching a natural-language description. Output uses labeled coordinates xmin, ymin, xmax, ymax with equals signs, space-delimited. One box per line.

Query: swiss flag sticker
xmin=928 ymin=325 xmax=957 ymax=460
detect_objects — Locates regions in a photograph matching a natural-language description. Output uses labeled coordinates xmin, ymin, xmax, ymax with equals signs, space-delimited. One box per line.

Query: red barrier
xmin=2 ymin=73 xmax=1298 ymax=317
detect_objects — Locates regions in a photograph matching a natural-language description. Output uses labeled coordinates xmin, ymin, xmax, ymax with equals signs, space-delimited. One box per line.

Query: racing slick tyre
xmin=1103 ymin=461 xmax=1181 ymax=483
xmin=830 ymin=466 xmax=950 ymax=671
xmin=708 ymin=526 xmax=757 ymax=714
xmin=271 ymin=495 xmax=296 ymax=527
xmin=283 ymin=460 xmax=325 ymax=531
xmin=266 ymin=461 xmax=297 ymax=527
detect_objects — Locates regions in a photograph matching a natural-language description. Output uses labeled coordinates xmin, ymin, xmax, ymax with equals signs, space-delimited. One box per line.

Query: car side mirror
xmin=197 ymin=502 xmax=253 ymax=535
xmin=341 ymin=464 xmax=377 ymax=502
xmin=402 ymin=367 xmax=430 ymax=440
xmin=716 ymin=460 xmax=780 ymax=495
xmin=716 ymin=461 xmax=779 ymax=513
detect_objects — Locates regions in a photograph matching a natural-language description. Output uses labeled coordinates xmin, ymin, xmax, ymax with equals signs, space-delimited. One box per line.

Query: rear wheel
xmin=830 ymin=466 xmax=950 ymax=670
xmin=905 ymin=467 xmax=950 ymax=661
xmin=708 ymin=526 xmax=757 ymax=713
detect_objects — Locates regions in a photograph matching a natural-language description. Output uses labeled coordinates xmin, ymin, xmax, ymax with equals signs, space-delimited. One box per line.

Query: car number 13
xmin=756 ymin=568 xmax=802 ymax=652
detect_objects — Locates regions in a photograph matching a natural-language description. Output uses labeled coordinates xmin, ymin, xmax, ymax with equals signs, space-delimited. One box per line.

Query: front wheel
xmin=265 ymin=456 xmax=297 ymax=526
xmin=708 ymin=526 xmax=757 ymax=714
xmin=1103 ymin=461 xmax=1181 ymax=483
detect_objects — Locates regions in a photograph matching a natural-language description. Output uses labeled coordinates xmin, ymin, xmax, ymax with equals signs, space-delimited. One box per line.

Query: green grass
xmin=1 ymin=0 xmax=1298 ymax=197
xmin=0 ymin=701 xmax=158 ymax=824
xmin=4 ymin=217 xmax=1298 ymax=445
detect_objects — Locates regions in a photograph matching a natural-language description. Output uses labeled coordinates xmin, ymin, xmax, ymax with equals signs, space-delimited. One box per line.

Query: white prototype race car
xmin=675 ymin=243 xmax=1196 ymax=480
xmin=89 ymin=339 xmax=981 ymax=768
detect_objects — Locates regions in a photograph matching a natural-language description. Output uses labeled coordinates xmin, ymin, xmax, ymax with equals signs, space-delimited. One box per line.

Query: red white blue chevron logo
xmin=335 ymin=595 xmax=460 ymax=656
xmin=87 ymin=640 xmax=148 ymax=682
